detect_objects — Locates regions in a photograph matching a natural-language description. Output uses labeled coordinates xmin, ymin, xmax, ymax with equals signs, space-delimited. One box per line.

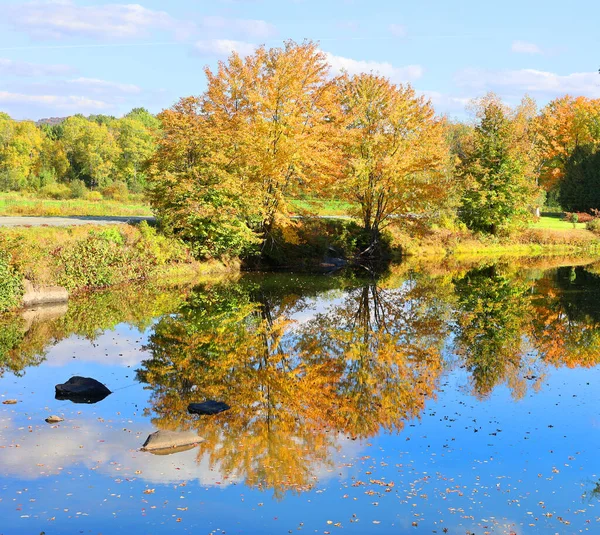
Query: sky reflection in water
xmin=1 ymin=258 xmax=600 ymax=534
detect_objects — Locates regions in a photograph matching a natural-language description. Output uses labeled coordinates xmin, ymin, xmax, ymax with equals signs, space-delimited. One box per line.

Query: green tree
xmin=558 ymin=145 xmax=600 ymax=212
xmin=452 ymin=264 xmax=534 ymax=398
xmin=115 ymin=116 xmax=156 ymax=192
xmin=458 ymin=94 xmax=539 ymax=235
xmin=124 ymin=107 xmax=160 ymax=130
xmin=61 ymin=116 xmax=121 ymax=188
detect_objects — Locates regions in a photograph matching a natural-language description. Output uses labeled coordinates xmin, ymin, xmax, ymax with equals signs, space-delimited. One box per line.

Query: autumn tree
xmin=149 ymin=96 xmax=261 ymax=258
xmin=537 ymin=96 xmax=600 ymax=193
xmin=150 ymin=40 xmax=342 ymax=258
xmin=203 ymin=40 xmax=341 ymax=246
xmin=61 ymin=115 xmax=121 ymax=188
xmin=137 ymin=271 xmax=448 ymax=495
xmin=336 ymin=74 xmax=449 ymax=255
xmin=458 ymin=94 xmax=540 ymax=235
xmin=0 ymin=116 xmax=45 ymax=190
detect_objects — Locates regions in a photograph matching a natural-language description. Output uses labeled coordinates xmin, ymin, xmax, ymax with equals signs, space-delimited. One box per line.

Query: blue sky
xmin=0 ymin=0 xmax=598 ymax=120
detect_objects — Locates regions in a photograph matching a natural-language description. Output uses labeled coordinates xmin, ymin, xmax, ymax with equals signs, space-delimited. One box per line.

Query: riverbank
xmin=2 ymin=217 xmax=600 ymax=314
xmin=389 ymin=224 xmax=600 ymax=259
xmin=0 ymin=222 xmax=237 ymax=313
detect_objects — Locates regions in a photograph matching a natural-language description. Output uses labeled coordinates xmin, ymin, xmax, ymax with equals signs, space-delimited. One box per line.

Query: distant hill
xmin=36 ymin=117 xmax=68 ymax=126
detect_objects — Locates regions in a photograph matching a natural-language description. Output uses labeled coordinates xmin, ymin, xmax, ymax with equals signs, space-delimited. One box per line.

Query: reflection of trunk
xmin=256 ymin=294 xmax=290 ymax=432
xmin=348 ymin=283 xmax=389 ymax=382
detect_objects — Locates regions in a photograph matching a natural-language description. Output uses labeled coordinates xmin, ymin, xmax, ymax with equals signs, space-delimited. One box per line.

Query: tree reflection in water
xmin=137 ymin=272 xmax=451 ymax=496
xmin=136 ymin=261 xmax=600 ymax=495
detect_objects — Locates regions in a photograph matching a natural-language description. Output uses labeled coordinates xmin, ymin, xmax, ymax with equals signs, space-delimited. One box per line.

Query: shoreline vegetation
xmin=1 ymin=217 xmax=600 ymax=314
xmin=0 ymin=223 xmax=237 ymax=313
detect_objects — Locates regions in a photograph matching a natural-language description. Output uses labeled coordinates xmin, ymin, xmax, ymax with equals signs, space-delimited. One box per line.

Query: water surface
xmin=1 ymin=258 xmax=600 ymax=534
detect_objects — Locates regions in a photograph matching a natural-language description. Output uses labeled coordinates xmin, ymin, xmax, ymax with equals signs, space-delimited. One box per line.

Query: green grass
xmin=289 ymin=198 xmax=356 ymax=217
xmin=0 ymin=193 xmax=152 ymax=217
xmin=531 ymin=215 xmax=586 ymax=230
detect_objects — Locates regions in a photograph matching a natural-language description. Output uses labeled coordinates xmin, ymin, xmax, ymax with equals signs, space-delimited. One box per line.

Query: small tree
xmin=458 ymin=94 xmax=539 ymax=235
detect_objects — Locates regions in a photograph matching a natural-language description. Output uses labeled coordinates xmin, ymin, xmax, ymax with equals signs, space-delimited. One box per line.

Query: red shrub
xmin=563 ymin=211 xmax=595 ymax=223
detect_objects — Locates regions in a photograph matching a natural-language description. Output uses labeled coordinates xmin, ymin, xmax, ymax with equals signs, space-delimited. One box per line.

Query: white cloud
xmin=420 ymin=90 xmax=472 ymax=114
xmin=455 ymin=68 xmax=600 ymax=98
xmin=0 ymin=74 xmax=148 ymax=118
xmin=5 ymin=0 xmax=193 ymax=40
xmin=0 ymin=416 xmax=364 ymax=487
xmin=200 ymin=15 xmax=276 ymax=39
xmin=67 ymin=77 xmax=142 ymax=94
xmin=0 ymin=91 xmax=110 ymax=110
xmin=389 ymin=23 xmax=407 ymax=38
xmin=44 ymin=332 xmax=149 ymax=368
xmin=0 ymin=57 xmax=75 ymax=77
xmin=511 ymin=40 xmax=543 ymax=55
xmin=325 ymin=52 xmax=423 ymax=83
xmin=194 ymin=39 xmax=257 ymax=58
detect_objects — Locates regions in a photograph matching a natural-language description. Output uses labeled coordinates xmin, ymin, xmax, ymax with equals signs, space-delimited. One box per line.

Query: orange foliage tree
xmin=537 ymin=96 xmax=600 ymax=192
xmin=336 ymin=74 xmax=450 ymax=254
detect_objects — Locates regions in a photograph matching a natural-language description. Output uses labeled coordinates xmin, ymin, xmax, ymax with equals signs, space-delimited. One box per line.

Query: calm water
xmin=1 ymin=258 xmax=600 ymax=534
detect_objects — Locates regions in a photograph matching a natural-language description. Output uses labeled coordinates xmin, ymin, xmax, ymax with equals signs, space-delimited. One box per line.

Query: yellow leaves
xmin=538 ymin=95 xmax=600 ymax=189
xmin=337 ymin=73 xmax=450 ymax=230
xmin=203 ymin=40 xmax=341 ymax=229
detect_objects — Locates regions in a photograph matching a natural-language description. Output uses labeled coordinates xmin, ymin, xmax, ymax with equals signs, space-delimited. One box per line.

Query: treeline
xmin=0 ymin=108 xmax=159 ymax=200
xmin=147 ymin=41 xmax=600 ymax=259
xmin=3 ymin=40 xmax=600 ymax=259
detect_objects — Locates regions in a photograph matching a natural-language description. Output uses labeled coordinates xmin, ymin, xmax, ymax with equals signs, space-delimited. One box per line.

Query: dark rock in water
xmin=319 ymin=255 xmax=347 ymax=273
xmin=188 ymin=400 xmax=230 ymax=415
xmin=55 ymin=376 xmax=111 ymax=404
xmin=141 ymin=430 xmax=203 ymax=454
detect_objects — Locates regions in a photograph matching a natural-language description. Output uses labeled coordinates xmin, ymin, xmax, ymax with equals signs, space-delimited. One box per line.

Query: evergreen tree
xmin=458 ymin=95 xmax=538 ymax=235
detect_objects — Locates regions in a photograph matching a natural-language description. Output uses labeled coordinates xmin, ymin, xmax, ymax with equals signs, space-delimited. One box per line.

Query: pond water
xmin=1 ymin=258 xmax=600 ymax=534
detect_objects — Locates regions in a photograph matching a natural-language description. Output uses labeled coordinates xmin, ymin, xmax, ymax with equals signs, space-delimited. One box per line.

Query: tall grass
xmin=0 ymin=193 xmax=152 ymax=217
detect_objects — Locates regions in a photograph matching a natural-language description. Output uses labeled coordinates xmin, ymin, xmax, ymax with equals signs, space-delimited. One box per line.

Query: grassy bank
xmin=0 ymin=222 xmax=236 ymax=312
xmin=0 ymin=192 xmax=153 ymax=217
xmin=391 ymin=226 xmax=600 ymax=258
xmin=254 ymin=216 xmax=600 ymax=271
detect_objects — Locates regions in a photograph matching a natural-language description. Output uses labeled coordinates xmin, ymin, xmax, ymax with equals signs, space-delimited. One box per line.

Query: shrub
xmin=0 ymin=251 xmax=23 ymax=312
xmin=92 ymin=227 xmax=125 ymax=246
xmin=563 ymin=211 xmax=594 ymax=223
xmin=30 ymin=169 xmax=57 ymax=190
xmin=55 ymin=233 xmax=154 ymax=291
xmin=69 ymin=179 xmax=88 ymax=199
xmin=84 ymin=191 xmax=104 ymax=202
xmin=136 ymin=221 xmax=188 ymax=265
xmin=101 ymin=182 xmax=129 ymax=202
xmin=586 ymin=219 xmax=600 ymax=234
xmin=0 ymin=169 xmax=27 ymax=192
xmin=39 ymin=183 xmax=71 ymax=200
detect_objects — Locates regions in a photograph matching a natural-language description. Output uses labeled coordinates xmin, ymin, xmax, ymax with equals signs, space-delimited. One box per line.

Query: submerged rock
xmin=141 ymin=430 xmax=203 ymax=454
xmin=55 ymin=376 xmax=111 ymax=404
xmin=188 ymin=400 xmax=230 ymax=415
xmin=45 ymin=415 xmax=64 ymax=423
